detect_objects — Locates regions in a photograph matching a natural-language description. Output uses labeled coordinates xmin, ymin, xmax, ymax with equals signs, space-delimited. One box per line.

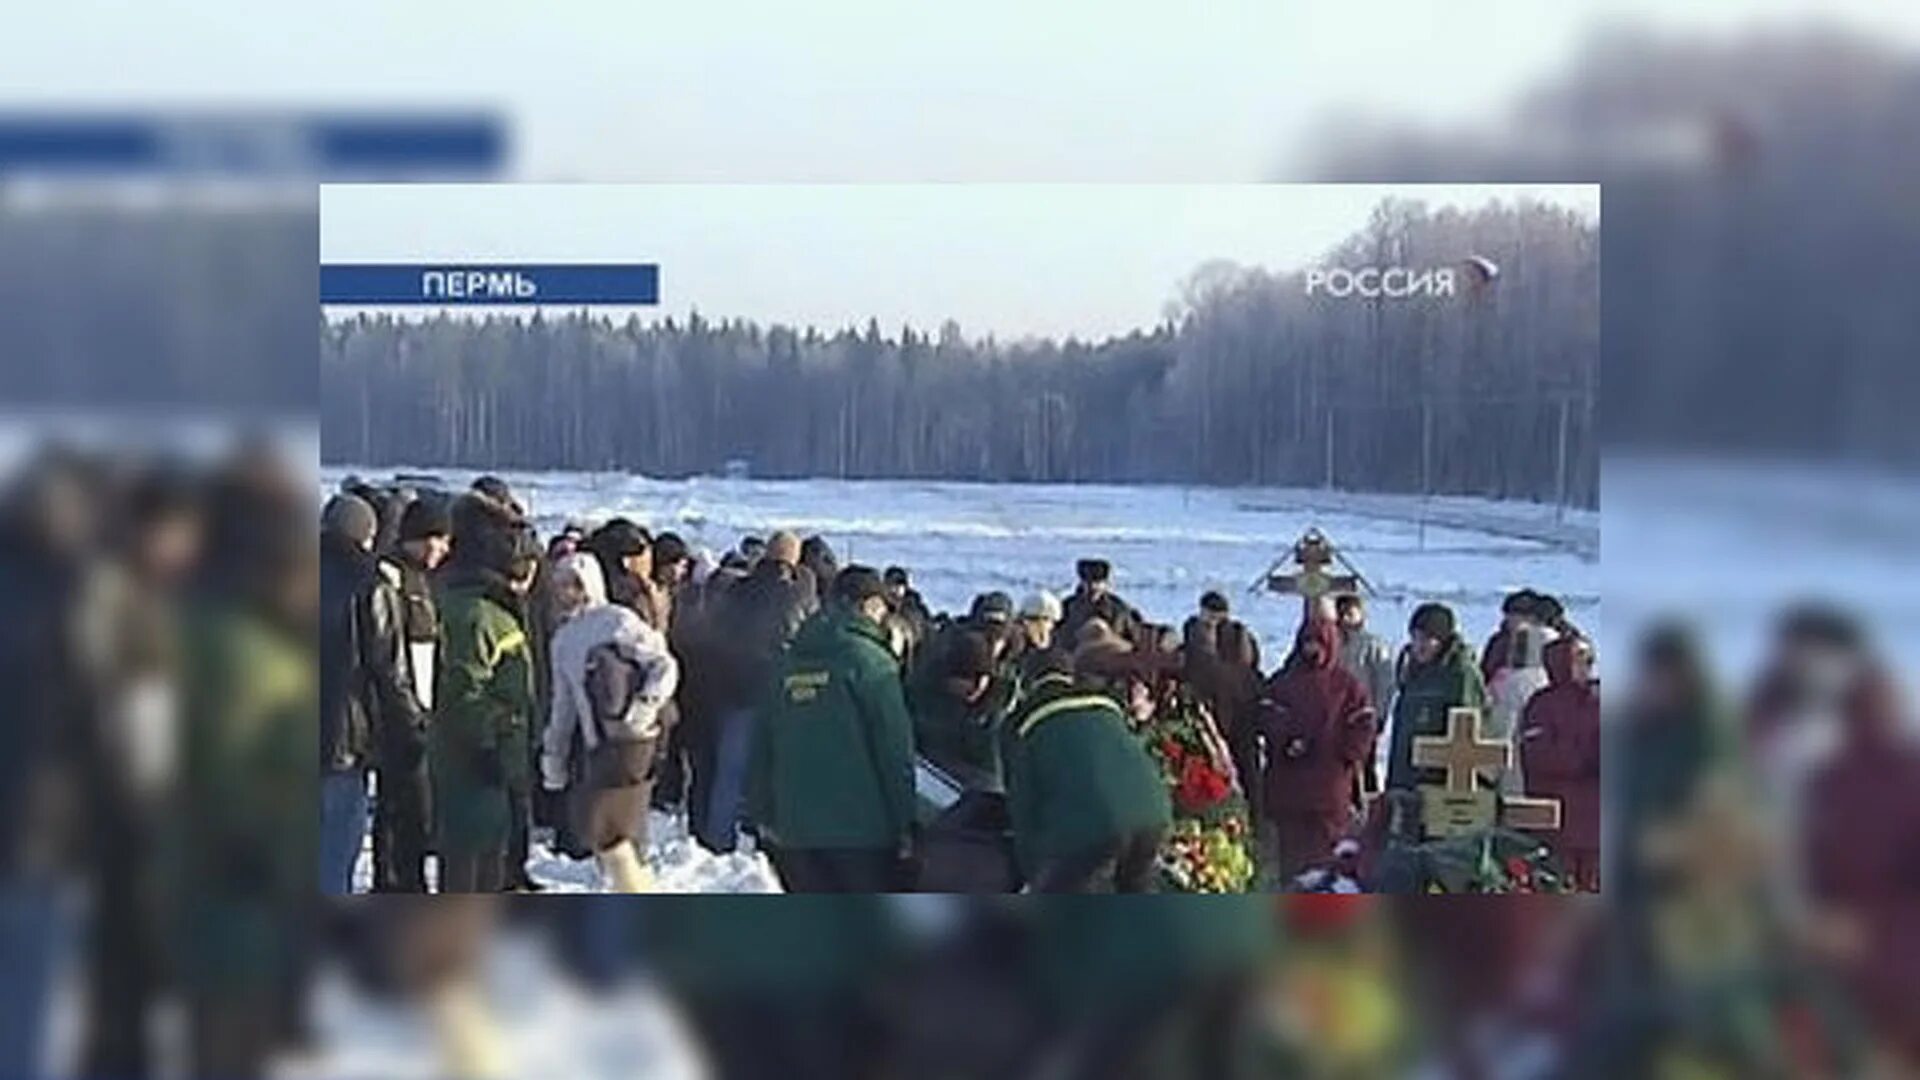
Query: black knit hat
xmin=1409 ymin=602 xmax=1456 ymax=640
xmin=398 ymin=496 xmax=452 ymax=542
xmin=652 ymin=530 xmax=690 ymax=567
xmin=1199 ymin=590 xmax=1230 ymax=615
xmin=1076 ymin=558 xmax=1112 ymax=583
xmin=883 ymin=565 xmax=910 ymax=586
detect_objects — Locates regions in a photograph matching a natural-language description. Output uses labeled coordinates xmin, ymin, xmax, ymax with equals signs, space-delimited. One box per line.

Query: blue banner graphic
xmin=321 ymin=264 xmax=661 ymax=306
xmin=0 ymin=112 xmax=504 ymax=177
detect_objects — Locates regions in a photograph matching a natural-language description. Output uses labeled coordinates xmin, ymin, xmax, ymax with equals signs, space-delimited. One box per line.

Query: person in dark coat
xmin=749 ymin=567 xmax=917 ymax=892
xmin=798 ymin=535 xmax=839 ymax=610
xmin=645 ymin=531 xmax=694 ymax=813
xmin=695 ymin=530 xmax=814 ymax=853
xmin=372 ymin=496 xmax=450 ymax=892
xmin=1519 ymin=636 xmax=1601 ymax=890
xmin=1385 ymin=602 xmax=1487 ymax=792
xmin=1059 ymin=558 xmax=1143 ymax=649
xmin=1611 ymin=623 xmax=1727 ymax=928
xmin=587 ymin=518 xmax=671 ymax=632
xmin=1002 ymin=650 xmax=1172 ymax=892
xmin=908 ymin=628 xmax=1004 ymax=790
xmin=1480 ymin=590 xmax=1538 ymax=688
xmin=319 ymin=494 xmax=423 ymax=896
xmin=0 ymin=457 xmax=100 ymax=1075
xmin=1190 ymin=615 xmax=1266 ymax=817
xmin=883 ymin=565 xmax=934 ymax=650
xmin=1260 ymin=617 xmax=1377 ymax=881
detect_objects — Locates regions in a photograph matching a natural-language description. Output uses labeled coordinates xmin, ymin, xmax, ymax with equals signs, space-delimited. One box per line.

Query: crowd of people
xmin=1 ymin=440 xmax=315 ymax=1076
xmin=321 ymin=472 xmax=1602 ymax=894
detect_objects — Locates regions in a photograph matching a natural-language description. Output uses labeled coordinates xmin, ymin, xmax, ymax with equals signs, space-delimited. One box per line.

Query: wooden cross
xmin=1412 ymin=707 xmax=1509 ymax=793
xmin=1410 ymin=706 xmax=1563 ymax=837
xmin=1266 ymin=528 xmax=1361 ymax=620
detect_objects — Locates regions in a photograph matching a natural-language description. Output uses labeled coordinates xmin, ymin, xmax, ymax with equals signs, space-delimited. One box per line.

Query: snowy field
xmin=324 ymin=466 xmax=1600 ymax=678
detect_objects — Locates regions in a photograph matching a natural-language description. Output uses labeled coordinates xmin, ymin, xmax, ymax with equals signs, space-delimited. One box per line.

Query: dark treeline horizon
xmin=322 ymin=197 xmax=1598 ymax=507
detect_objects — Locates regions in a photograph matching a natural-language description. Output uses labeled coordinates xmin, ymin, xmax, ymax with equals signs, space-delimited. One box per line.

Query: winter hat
xmin=321 ymin=493 xmax=378 ymax=546
xmin=470 ymin=474 xmax=522 ymax=514
xmin=591 ymin=518 xmax=651 ymax=560
xmin=831 ymin=564 xmax=887 ymax=607
xmin=883 ymin=565 xmax=911 ymax=587
xmin=765 ymin=530 xmax=802 ymax=567
xmin=652 ymin=531 xmax=691 ymax=568
xmin=944 ymin=631 xmax=999 ymax=681
xmin=397 ymin=496 xmax=452 ymax=542
xmin=451 ymin=491 xmax=532 ymax=576
xmin=1409 ymin=602 xmax=1456 ymax=641
xmin=970 ymin=591 xmax=1015 ymax=625
xmin=1019 ymin=589 xmax=1063 ymax=622
xmin=1199 ymin=590 xmax=1230 ymax=615
xmin=800 ymin=534 xmax=835 ymax=565
xmin=1076 ymin=558 xmax=1112 ymax=584
xmin=555 ymin=551 xmax=609 ymax=609
xmin=1073 ymin=617 xmax=1132 ymax=664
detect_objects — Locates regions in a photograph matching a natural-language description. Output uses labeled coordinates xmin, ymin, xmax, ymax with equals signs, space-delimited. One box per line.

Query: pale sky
xmin=322 ymin=183 xmax=1598 ymax=339
xmin=3 ymin=2 xmax=1915 ymax=181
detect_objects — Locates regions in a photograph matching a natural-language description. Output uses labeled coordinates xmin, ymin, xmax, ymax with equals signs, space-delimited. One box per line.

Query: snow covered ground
xmin=324 ymin=466 xmax=1599 ymax=681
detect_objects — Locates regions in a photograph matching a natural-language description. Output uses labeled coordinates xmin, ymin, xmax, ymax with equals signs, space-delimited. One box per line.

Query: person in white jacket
xmin=541 ymin=552 xmax=679 ymax=892
xmin=1487 ymin=623 xmax=1553 ymax=795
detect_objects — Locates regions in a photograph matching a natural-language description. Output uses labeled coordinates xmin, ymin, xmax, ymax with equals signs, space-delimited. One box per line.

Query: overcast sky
xmin=4 ymin=2 xmax=1914 ymax=181
xmin=322 ymin=183 xmax=1596 ymax=339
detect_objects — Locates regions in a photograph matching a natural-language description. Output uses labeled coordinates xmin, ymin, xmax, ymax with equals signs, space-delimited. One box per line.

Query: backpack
xmin=583 ymin=642 xmax=656 ymax=788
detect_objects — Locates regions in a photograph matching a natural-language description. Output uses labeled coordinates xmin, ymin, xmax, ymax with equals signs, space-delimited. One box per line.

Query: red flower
xmin=1175 ymin=757 xmax=1230 ymax=813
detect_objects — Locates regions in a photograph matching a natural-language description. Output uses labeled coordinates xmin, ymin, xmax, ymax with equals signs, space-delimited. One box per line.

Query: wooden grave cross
xmin=1410 ymin=706 xmax=1561 ymax=837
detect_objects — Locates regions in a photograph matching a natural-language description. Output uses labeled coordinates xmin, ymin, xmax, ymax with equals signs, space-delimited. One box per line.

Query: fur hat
xmin=765 ymin=530 xmax=802 ymax=567
xmin=321 ymin=493 xmax=377 ymax=546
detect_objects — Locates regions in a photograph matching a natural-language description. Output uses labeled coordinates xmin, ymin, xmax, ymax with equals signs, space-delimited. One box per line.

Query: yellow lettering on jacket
xmin=784 ymin=670 xmax=830 ymax=703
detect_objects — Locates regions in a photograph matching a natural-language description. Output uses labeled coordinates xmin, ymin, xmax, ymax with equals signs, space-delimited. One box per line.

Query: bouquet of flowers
xmin=1139 ymin=687 xmax=1256 ymax=892
xmin=1415 ymin=827 xmax=1576 ymax=894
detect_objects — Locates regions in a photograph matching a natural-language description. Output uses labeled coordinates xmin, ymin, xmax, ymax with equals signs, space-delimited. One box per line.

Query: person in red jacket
xmin=1259 ymin=617 xmax=1377 ymax=883
xmin=1801 ymin=666 xmax=1920 ymax=1068
xmin=1518 ymin=636 xmax=1601 ymax=890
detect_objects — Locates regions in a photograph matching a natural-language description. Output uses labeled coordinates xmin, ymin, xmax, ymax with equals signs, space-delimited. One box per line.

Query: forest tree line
xmin=321 ymin=198 xmax=1598 ymax=506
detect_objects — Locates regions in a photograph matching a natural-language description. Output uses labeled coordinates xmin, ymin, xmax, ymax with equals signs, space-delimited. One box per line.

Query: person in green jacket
xmin=1003 ymin=650 xmax=1172 ymax=892
xmin=1384 ymin=601 xmax=1489 ymax=792
xmin=431 ymin=493 xmax=539 ymax=892
xmin=175 ymin=459 xmax=315 ymax=1078
xmin=749 ymin=565 xmax=917 ymax=892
